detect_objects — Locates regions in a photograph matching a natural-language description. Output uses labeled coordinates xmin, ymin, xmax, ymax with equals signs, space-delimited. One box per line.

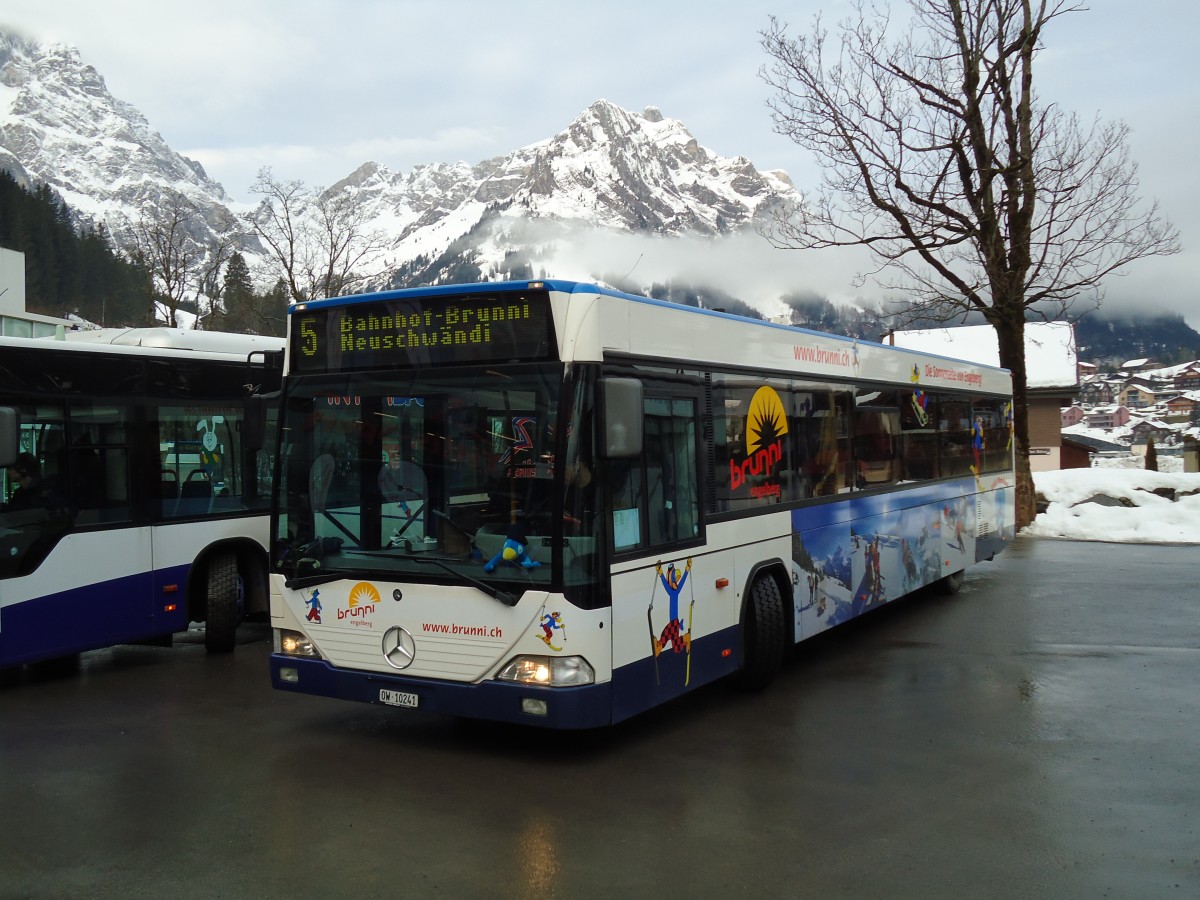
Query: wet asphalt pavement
xmin=1 ymin=537 xmax=1197 ymax=899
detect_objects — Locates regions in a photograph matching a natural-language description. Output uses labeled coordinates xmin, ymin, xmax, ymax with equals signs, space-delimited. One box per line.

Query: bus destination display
xmin=291 ymin=291 xmax=555 ymax=372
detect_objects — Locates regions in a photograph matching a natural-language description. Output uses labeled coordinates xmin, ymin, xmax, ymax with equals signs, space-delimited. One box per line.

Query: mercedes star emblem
xmin=381 ymin=625 xmax=416 ymax=670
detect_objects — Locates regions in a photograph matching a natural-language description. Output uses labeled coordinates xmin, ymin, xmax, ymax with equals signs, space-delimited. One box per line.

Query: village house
xmin=1173 ymin=366 xmax=1200 ymax=392
xmin=1061 ymin=433 xmax=1125 ymax=468
xmin=1164 ymin=392 xmax=1200 ymax=419
xmin=1130 ymin=419 xmax=1176 ymax=446
xmin=1117 ymin=382 xmax=1156 ymax=410
xmin=1078 ymin=377 xmax=1115 ymax=405
xmin=1061 ymin=405 xmax=1085 ymax=427
xmin=1120 ymin=357 xmax=1162 ymax=375
xmin=1084 ymin=405 xmax=1131 ymax=429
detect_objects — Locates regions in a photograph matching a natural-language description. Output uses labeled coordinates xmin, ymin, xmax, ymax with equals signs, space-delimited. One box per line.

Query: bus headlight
xmin=496 ymin=655 xmax=594 ymax=687
xmin=275 ymin=629 xmax=318 ymax=658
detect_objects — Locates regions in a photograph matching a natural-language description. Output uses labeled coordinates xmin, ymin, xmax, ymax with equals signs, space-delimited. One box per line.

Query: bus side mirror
xmin=0 ymin=407 xmax=17 ymax=468
xmin=243 ymin=394 xmax=276 ymax=452
xmin=599 ymin=378 xmax=643 ymax=459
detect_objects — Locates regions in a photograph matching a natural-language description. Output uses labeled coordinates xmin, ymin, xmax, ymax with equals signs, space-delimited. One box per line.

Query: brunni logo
xmin=338 ymin=581 xmax=381 ymax=621
xmin=730 ymin=385 xmax=788 ymax=498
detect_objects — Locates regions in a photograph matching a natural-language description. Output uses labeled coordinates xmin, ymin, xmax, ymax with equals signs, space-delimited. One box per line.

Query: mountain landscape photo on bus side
xmin=2 ymin=23 xmax=1198 ymax=365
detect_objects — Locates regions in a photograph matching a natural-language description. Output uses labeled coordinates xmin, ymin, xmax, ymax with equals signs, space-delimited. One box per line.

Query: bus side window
xmin=610 ymin=394 xmax=701 ymax=554
xmin=853 ymin=391 xmax=902 ymax=488
xmin=645 ymin=397 xmax=699 ymax=546
xmin=899 ymin=389 xmax=939 ymax=480
xmin=70 ymin=403 xmax=132 ymax=526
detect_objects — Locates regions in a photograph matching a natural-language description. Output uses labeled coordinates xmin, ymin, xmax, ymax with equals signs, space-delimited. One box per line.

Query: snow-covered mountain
xmin=0 ymin=31 xmax=244 ymax=250
xmin=0 ymin=27 xmax=799 ymax=298
xmin=334 ymin=100 xmax=798 ymax=288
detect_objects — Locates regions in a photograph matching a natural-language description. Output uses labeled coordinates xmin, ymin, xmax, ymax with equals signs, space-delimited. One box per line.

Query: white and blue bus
xmin=264 ymin=280 xmax=1014 ymax=727
xmin=0 ymin=328 xmax=283 ymax=670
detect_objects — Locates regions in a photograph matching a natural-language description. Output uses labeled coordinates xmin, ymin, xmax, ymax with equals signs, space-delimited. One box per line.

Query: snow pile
xmin=1027 ymin=461 xmax=1200 ymax=544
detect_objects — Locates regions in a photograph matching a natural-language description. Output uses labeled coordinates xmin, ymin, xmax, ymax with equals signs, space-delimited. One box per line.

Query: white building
xmin=0 ymin=248 xmax=77 ymax=337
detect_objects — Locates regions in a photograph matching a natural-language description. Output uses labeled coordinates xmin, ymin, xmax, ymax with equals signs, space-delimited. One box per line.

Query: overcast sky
xmin=4 ymin=1 xmax=1198 ymax=325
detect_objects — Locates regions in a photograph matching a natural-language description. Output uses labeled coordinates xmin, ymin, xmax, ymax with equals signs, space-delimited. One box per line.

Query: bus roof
xmin=0 ymin=328 xmax=283 ymax=364
xmin=58 ymin=327 xmax=284 ymax=356
xmin=292 ymin=279 xmax=1011 ymax=393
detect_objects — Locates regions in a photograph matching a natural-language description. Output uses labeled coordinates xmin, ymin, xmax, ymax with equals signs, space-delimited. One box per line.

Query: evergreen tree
xmin=223 ymin=252 xmax=254 ymax=309
xmin=210 ymin=251 xmax=253 ymax=332
xmin=1145 ymin=436 xmax=1158 ymax=472
xmin=0 ymin=170 xmax=153 ymax=325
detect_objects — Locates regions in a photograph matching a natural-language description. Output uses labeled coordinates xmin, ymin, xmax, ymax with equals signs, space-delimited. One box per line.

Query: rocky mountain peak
xmin=0 ymin=28 xmax=232 ymax=239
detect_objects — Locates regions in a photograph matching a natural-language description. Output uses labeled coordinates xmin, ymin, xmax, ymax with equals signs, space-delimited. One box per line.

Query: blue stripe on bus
xmin=269 ymin=624 xmax=744 ymax=730
xmin=610 ymin=625 xmax=743 ymax=724
xmin=0 ymin=565 xmax=191 ymax=667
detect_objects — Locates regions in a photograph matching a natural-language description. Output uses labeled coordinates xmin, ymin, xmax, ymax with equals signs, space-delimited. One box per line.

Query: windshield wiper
xmin=407 ymin=556 xmax=518 ymax=607
xmin=284 ymin=570 xmax=348 ymax=590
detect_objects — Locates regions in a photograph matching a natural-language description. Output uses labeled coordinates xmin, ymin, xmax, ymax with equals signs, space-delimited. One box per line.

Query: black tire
xmin=939 ymin=569 xmax=966 ymax=595
xmin=29 ymin=653 xmax=80 ymax=680
xmin=735 ymin=574 xmax=787 ymax=691
xmin=204 ymin=550 xmax=242 ymax=654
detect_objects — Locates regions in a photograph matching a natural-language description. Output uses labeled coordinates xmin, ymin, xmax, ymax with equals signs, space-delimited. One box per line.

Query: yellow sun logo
xmin=746 ymin=385 xmax=789 ymax=455
xmin=348 ymin=582 xmax=381 ymax=608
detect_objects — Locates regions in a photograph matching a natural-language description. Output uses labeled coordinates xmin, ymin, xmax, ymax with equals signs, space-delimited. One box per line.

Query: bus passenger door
xmin=68 ymin=402 xmax=157 ymax=637
xmin=604 ymin=389 xmax=724 ymax=722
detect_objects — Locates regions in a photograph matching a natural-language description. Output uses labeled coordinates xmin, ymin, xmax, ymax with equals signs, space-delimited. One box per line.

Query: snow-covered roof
xmin=887 ymin=321 xmax=1077 ymax=390
xmin=1062 ymin=433 xmax=1125 ymax=453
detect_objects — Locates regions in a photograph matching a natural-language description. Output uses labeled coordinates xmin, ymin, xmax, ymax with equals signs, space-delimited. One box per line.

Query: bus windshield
xmin=273 ymin=363 xmax=597 ymax=596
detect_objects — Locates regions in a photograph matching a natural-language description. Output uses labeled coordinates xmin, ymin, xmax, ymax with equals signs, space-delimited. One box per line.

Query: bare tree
xmin=126 ymin=193 xmax=196 ymax=327
xmin=760 ymin=0 xmax=1180 ymax=527
xmin=126 ymin=192 xmax=227 ymax=328
xmin=192 ymin=240 xmax=231 ymax=331
xmin=247 ymin=168 xmax=390 ymax=303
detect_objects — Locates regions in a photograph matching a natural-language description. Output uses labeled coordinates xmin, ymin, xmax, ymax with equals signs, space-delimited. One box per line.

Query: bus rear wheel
xmin=735 ymin=574 xmax=787 ymax=691
xmin=939 ymin=569 xmax=966 ymax=595
xmin=204 ymin=551 xmax=243 ymax=654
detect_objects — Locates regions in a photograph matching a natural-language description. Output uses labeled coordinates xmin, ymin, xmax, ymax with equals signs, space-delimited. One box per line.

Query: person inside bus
xmin=378 ymin=443 xmax=427 ymax=510
xmin=562 ymin=456 xmax=595 ymax=533
xmin=4 ymin=453 xmax=57 ymax=512
xmin=379 ymin=442 xmax=427 ymax=546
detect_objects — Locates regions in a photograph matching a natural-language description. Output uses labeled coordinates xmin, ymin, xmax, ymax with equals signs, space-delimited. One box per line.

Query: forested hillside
xmin=0 ymin=172 xmax=286 ymax=334
xmin=0 ymin=170 xmax=152 ymax=325
xmin=1073 ymin=313 xmax=1200 ymax=366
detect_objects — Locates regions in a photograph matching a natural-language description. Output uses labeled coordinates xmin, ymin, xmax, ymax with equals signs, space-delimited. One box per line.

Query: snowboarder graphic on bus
xmin=652 ymin=560 xmax=692 ymax=656
xmin=305 ymin=589 xmax=323 ymax=624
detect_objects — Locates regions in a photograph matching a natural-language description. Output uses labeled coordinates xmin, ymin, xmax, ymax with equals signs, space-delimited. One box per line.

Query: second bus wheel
xmin=939 ymin=569 xmax=966 ymax=595
xmin=204 ymin=550 xmax=243 ymax=654
xmin=735 ymin=574 xmax=787 ymax=691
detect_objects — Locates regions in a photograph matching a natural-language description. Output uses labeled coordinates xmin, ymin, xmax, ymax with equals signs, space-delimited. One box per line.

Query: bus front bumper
xmin=270 ymin=654 xmax=613 ymax=729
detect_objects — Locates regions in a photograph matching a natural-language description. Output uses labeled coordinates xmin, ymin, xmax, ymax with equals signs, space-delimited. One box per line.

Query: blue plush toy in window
xmin=483 ymin=524 xmax=542 ymax=572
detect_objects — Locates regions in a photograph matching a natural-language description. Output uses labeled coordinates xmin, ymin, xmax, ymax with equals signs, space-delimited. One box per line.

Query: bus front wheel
xmin=204 ymin=551 xmax=243 ymax=654
xmin=735 ymin=574 xmax=787 ymax=691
